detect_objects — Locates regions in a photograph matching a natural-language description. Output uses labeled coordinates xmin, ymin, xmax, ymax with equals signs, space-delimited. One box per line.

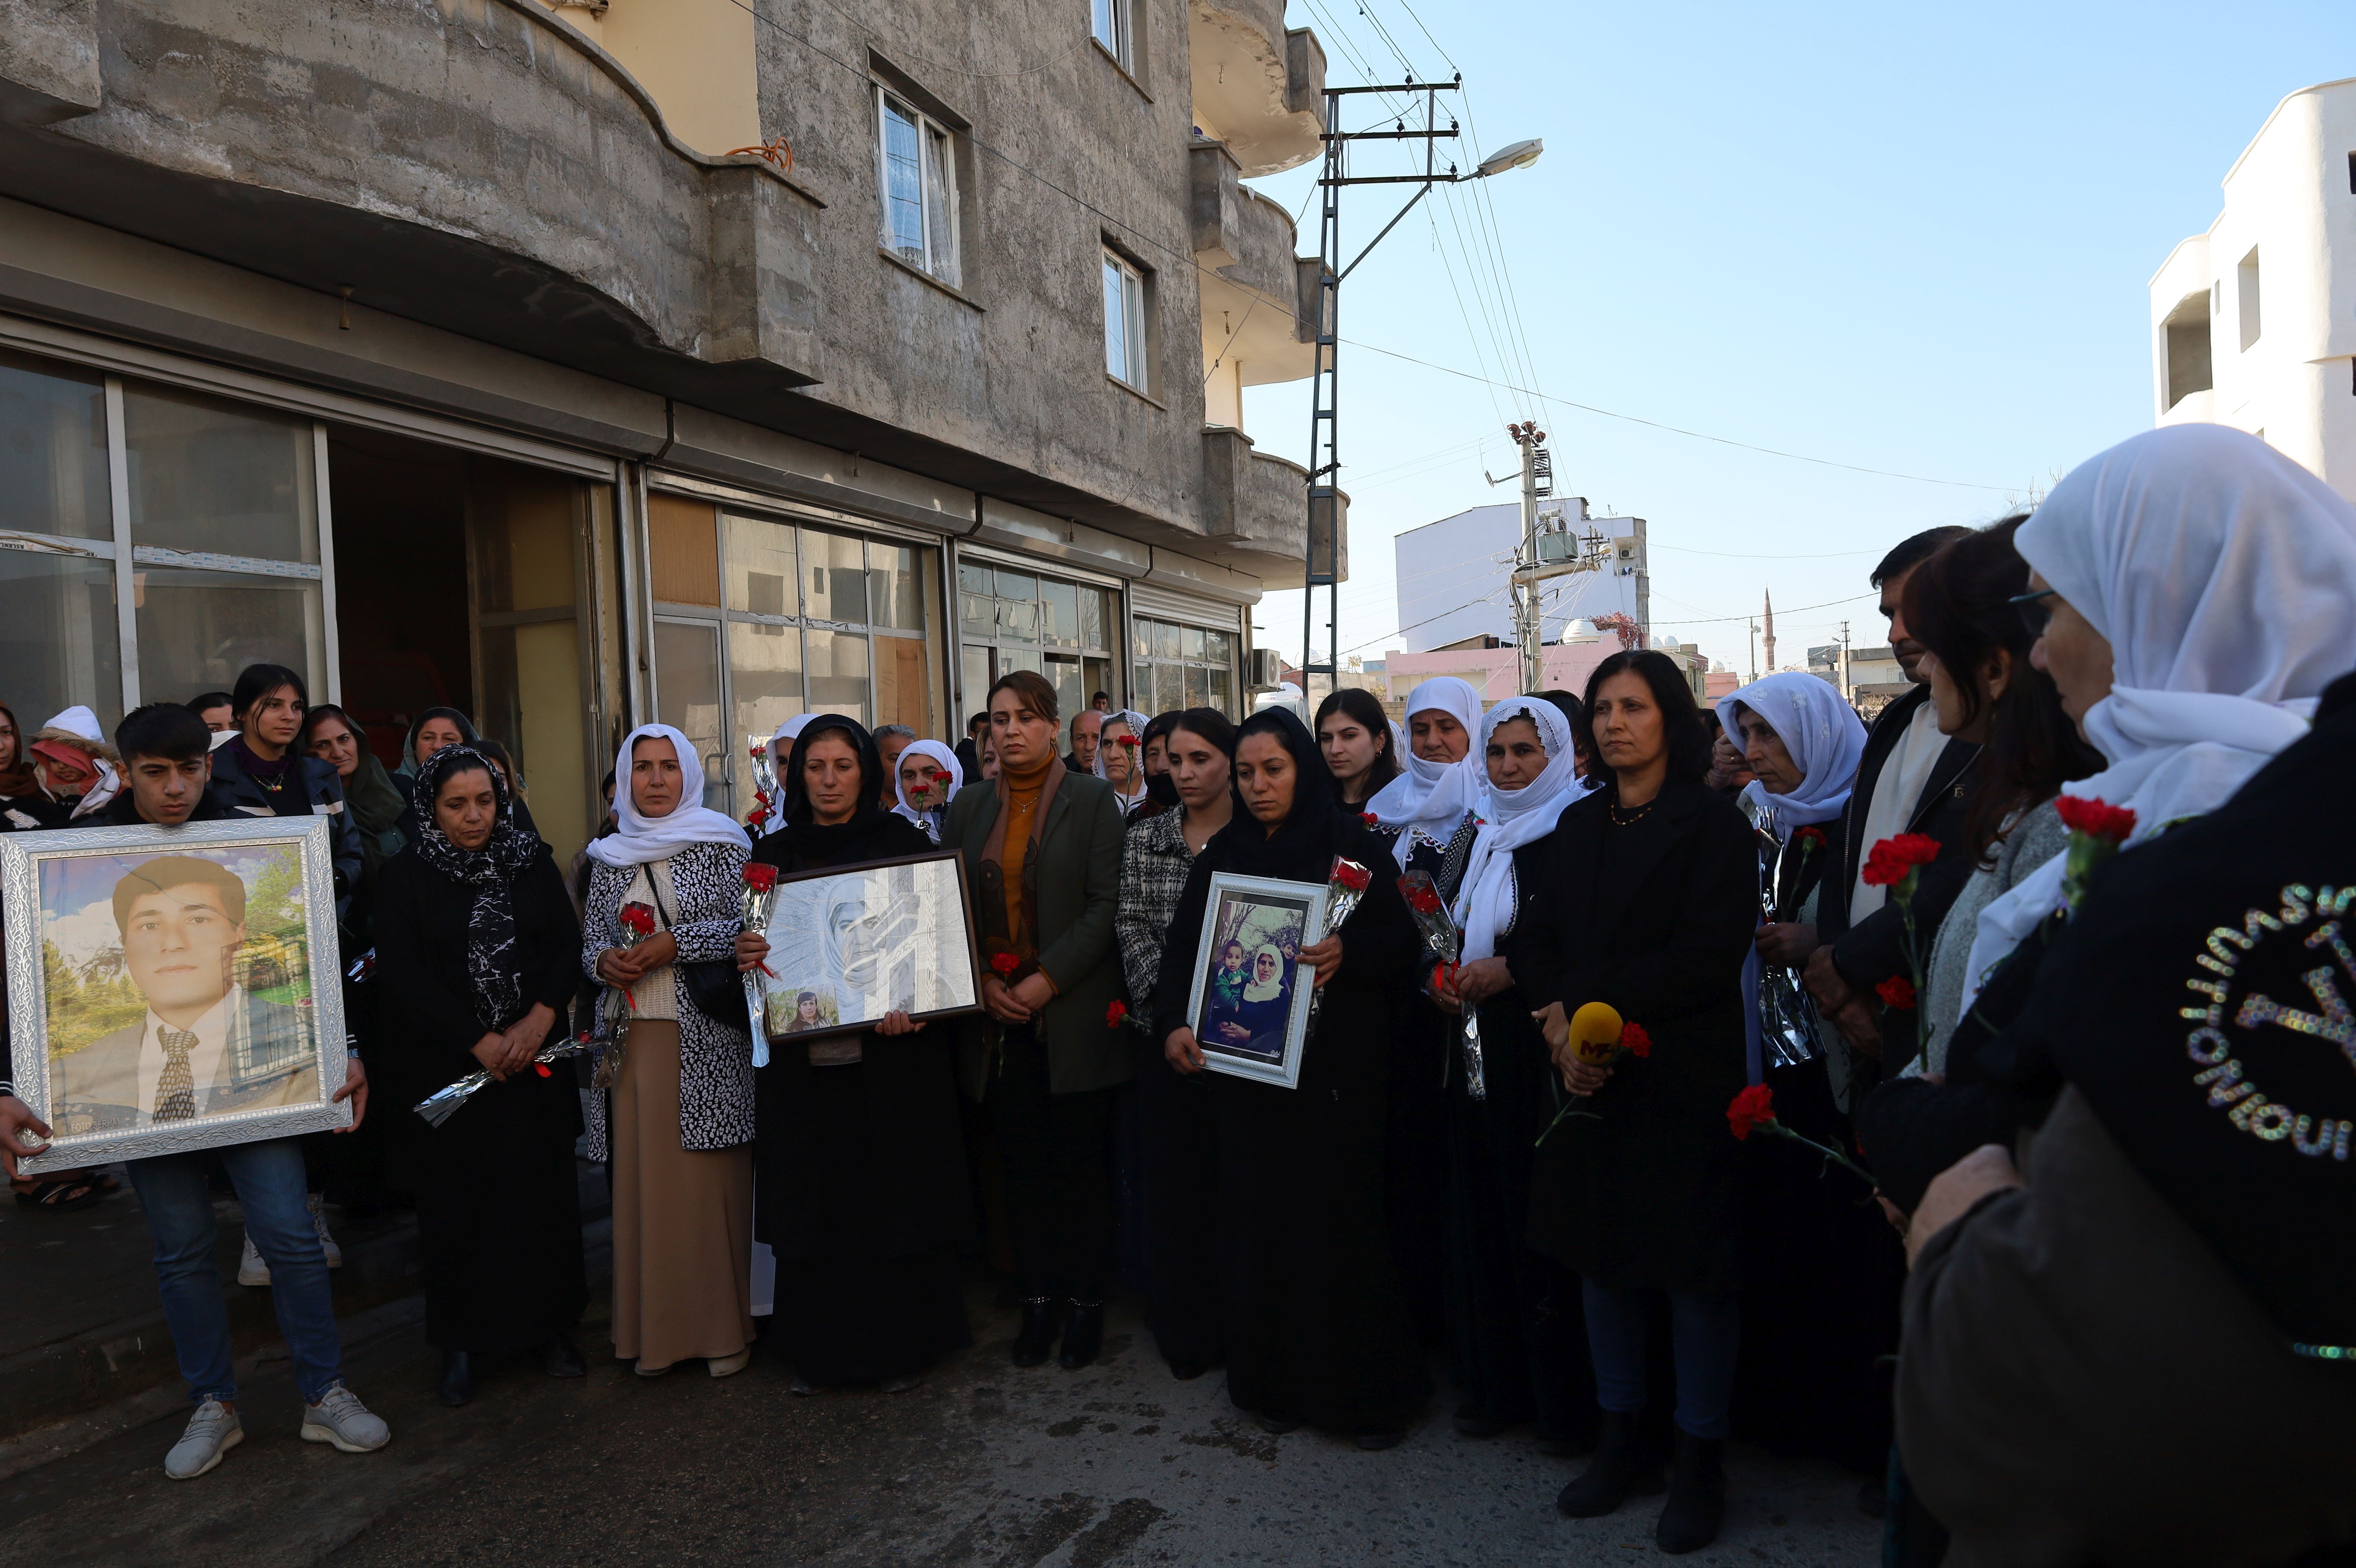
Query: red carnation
xmin=1861 ymin=832 xmax=1941 ymax=888
xmin=1796 ymin=826 xmax=1827 ymax=848
xmin=1727 ymin=1083 xmax=1776 ymax=1141
xmin=2054 ymin=795 xmax=2137 ymax=843
xmin=1331 ymin=857 xmax=1371 ymax=893
xmin=1363 ymin=812 xmax=1380 ymax=825
xmin=989 ymin=951 xmax=1018 ymax=979
xmin=1619 ymin=1021 xmax=1651 ymax=1058
xmin=1116 ymin=734 xmax=1139 ymax=749
xmin=742 ymin=862 xmax=780 ymax=892
xmin=619 ymin=903 xmax=656 ymax=938
xmin=1875 ymin=975 xmax=1917 ymax=1009
xmin=1105 ymin=999 xmax=1128 ymax=1027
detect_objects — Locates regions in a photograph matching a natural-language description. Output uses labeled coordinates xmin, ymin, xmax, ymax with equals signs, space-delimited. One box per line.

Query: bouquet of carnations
xmin=1399 ymin=868 xmax=1485 ymax=1100
xmin=592 ymin=899 xmax=659 ymax=1089
xmin=746 ymin=739 xmax=780 ymax=836
xmin=416 ymin=1031 xmax=598 ymax=1127
xmin=1536 ymin=1001 xmax=1651 ymax=1146
xmin=740 ymin=861 xmax=783 ymax=1066
xmin=1305 ymin=857 xmax=1372 ymax=1031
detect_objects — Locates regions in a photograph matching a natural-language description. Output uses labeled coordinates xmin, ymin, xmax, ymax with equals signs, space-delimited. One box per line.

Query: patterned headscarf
xmin=412 ymin=744 xmax=545 ymax=1032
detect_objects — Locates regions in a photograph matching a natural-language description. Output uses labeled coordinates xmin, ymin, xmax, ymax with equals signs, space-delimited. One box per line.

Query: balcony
xmin=1189 ymin=0 xmax=1324 ymax=176
xmin=0 ymin=0 xmax=823 ymax=395
xmin=1193 ymin=139 xmax=1318 ymax=425
xmin=1201 ymin=425 xmax=1348 ymax=588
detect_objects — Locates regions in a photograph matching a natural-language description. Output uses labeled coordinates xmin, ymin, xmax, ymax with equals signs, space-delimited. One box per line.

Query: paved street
xmin=0 ymin=1279 xmax=1876 ymax=1566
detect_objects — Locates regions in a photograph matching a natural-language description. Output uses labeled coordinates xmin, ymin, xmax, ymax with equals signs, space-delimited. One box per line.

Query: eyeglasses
xmin=2008 ymin=587 xmax=2059 ymax=636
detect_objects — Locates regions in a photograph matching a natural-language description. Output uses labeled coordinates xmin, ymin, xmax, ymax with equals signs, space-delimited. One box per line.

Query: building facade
xmin=1392 ymin=498 xmax=1650 ymax=655
xmin=2149 ymin=77 xmax=2356 ymax=500
xmin=0 ymin=0 xmax=1341 ymax=861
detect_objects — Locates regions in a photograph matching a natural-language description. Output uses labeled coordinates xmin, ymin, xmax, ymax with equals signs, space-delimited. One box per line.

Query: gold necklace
xmin=1608 ymin=795 xmax=1655 ymax=827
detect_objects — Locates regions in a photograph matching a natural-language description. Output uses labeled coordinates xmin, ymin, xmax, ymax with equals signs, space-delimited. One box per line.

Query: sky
xmin=1237 ymin=0 xmax=2356 ymax=677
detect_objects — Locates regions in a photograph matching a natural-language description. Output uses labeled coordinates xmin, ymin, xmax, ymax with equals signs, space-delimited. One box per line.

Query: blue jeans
xmin=1582 ymin=1282 xmax=1740 ymax=1441
xmin=126 ymin=1136 xmax=341 ymax=1406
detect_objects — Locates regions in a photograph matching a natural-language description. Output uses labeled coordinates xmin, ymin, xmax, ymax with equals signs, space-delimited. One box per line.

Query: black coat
xmin=1514 ymin=775 xmax=1759 ymax=1293
xmin=371 ymin=845 xmax=587 ymax=1352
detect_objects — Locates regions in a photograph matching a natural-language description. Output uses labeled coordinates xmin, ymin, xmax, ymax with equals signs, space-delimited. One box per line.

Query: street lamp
xmin=1475 ymin=139 xmax=1543 ymax=178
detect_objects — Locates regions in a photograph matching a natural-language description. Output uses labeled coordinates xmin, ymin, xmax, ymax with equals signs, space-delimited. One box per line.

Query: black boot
xmin=544 ymin=1334 xmax=586 ymax=1379
xmin=1011 ymin=1297 xmax=1059 ymax=1366
xmin=1654 ymin=1430 xmax=1726 ymax=1554
xmin=439 ymin=1350 xmax=476 ymax=1407
xmin=1554 ymin=1409 xmax=1662 ymax=1518
xmin=1058 ymin=1300 xmax=1105 ymax=1369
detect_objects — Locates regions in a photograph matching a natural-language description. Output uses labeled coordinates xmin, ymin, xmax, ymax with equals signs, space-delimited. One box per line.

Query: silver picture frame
xmin=3 ymin=816 xmax=350 ymax=1175
xmin=1184 ymin=871 xmax=1329 ymax=1090
xmin=747 ymin=850 xmax=983 ymax=1055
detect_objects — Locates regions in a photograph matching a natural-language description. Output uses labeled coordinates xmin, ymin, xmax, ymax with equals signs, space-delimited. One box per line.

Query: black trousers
xmin=988 ymin=1025 xmax=1115 ymax=1302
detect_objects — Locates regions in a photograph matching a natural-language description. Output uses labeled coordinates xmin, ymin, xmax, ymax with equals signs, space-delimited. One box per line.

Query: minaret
xmin=1761 ymin=587 xmax=1776 ymax=673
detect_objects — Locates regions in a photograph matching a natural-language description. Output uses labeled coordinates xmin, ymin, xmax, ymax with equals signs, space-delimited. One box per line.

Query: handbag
xmin=642 ymin=870 xmax=746 ymax=1021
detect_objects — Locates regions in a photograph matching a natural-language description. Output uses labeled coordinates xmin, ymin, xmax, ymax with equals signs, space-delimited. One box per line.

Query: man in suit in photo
xmin=50 ymin=854 xmax=316 ymax=1134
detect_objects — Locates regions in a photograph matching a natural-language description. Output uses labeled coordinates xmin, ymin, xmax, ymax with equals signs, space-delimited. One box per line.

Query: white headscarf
xmin=1960 ymin=424 xmax=2356 ymax=1013
xmin=1366 ymin=676 xmax=1487 ymax=869
xmin=584 ymin=723 xmax=752 ymax=867
xmin=1716 ymin=673 xmax=1867 ymax=834
xmin=1243 ymin=944 xmax=1286 ymax=1003
xmin=1451 ymin=698 xmax=1590 ymax=961
xmin=1092 ymin=709 xmax=1152 ymax=810
xmin=769 ymin=714 xmax=812 ymax=754
xmin=36 ymin=704 xmax=122 ymax=821
xmin=890 ymin=738 xmax=965 ymax=842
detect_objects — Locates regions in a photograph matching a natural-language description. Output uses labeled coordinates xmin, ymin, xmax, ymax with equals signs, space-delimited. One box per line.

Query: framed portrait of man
xmin=746 ymin=851 xmax=982 ymax=1058
xmin=1183 ymin=872 xmax=1329 ymax=1089
xmin=3 ymin=817 xmax=349 ymax=1175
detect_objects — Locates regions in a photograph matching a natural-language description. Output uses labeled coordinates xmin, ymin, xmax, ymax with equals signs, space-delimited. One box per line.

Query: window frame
xmin=876 ymin=86 xmax=962 ymax=288
xmin=1102 ymin=247 xmax=1149 ymax=391
xmin=1131 ymin=613 xmax=1236 ymax=717
xmin=1091 ymin=0 xmax=1132 ymax=72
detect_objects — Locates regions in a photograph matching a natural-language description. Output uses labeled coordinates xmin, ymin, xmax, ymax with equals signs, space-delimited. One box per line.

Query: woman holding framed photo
xmin=1154 ymin=708 xmax=1429 ymax=1449
xmin=736 ymin=714 xmax=973 ymax=1394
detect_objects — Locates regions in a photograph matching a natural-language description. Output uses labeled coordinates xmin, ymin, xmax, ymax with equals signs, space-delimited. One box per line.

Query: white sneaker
xmin=164 ymin=1399 xmax=243 ymax=1480
xmin=307 ymin=1193 xmax=343 ymax=1268
xmin=236 ymin=1234 xmax=270 ymax=1288
xmin=299 ymin=1382 xmax=390 ymax=1453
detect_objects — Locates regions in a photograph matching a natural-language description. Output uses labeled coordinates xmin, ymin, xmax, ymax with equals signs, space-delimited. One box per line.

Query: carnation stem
xmin=1758 ymin=1120 xmax=1876 ymax=1187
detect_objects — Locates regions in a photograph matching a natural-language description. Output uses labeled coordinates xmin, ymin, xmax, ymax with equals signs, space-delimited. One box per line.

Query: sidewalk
xmin=0 ymin=1160 xmax=610 ymax=1460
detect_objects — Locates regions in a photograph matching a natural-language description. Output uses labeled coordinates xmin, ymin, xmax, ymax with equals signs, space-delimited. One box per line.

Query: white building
xmin=1392 ymin=498 xmax=1651 ymax=653
xmin=2150 ymin=78 xmax=2356 ymax=499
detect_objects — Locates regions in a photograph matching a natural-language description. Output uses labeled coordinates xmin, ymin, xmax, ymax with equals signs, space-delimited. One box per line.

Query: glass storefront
xmin=958 ymin=556 xmax=1120 ymax=749
xmin=1133 ymin=613 xmax=1234 ymax=717
xmin=648 ymin=491 xmax=942 ymax=812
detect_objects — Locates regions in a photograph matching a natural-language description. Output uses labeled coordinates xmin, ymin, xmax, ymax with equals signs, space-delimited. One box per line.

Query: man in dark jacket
xmin=1804 ymin=527 xmax=1980 ymax=1076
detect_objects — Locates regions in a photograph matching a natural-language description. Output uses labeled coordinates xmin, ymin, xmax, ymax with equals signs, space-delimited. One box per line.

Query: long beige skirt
xmin=609 ymin=1019 xmax=754 ymax=1370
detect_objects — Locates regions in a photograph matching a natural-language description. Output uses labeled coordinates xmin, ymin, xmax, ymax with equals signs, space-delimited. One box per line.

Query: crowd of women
xmin=3 ymin=420 xmax=2351 ymax=1561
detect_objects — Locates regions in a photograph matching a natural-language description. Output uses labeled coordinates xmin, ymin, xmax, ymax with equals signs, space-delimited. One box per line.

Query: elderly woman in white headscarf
xmin=890 ymin=739 xmax=965 ymax=844
xmin=1962 ymin=423 xmax=2356 ymax=1017
xmin=1428 ymin=694 xmax=1597 ymax=1446
xmin=579 ymin=723 xmax=758 ymax=1379
xmin=1363 ymin=675 xmax=1488 ymax=1342
xmin=1092 ymin=709 xmax=1152 ymax=816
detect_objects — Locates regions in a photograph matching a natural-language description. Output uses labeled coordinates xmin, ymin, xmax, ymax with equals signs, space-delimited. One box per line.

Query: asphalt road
xmin=0 ymin=1284 xmax=1879 ymax=1566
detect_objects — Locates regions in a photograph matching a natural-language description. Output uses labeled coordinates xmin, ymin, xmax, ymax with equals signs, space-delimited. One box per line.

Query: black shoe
xmin=1855 ymin=1475 xmax=1887 ymax=1519
xmin=544 ymin=1335 xmax=586 ymax=1379
xmin=1255 ymin=1409 xmax=1303 ymax=1435
xmin=1554 ymin=1410 xmax=1662 ymax=1519
xmin=1167 ymin=1358 xmax=1208 ymax=1381
xmin=1058 ymin=1300 xmax=1105 ymax=1369
xmin=1452 ymin=1400 xmax=1506 ymax=1438
xmin=439 ymin=1350 xmax=476 ymax=1408
xmin=1654 ymin=1431 xmax=1726 ymax=1554
xmin=1011 ymin=1297 xmax=1059 ymax=1367
xmin=1355 ymin=1423 xmax=1408 ymax=1451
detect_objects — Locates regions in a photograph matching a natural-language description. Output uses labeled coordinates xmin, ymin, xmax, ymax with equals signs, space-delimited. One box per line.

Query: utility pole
xmin=1746 ymin=618 xmax=1758 ymax=686
xmin=1837 ymin=619 xmax=1853 ymax=704
xmin=1299 ymin=85 xmax=1540 ymax=709
xmin=1505 ymin=421 xmax=1605 ymax=693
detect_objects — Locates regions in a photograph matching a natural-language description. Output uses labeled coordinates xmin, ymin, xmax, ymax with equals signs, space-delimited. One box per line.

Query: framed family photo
xmin=1184 ymin=872 xmax=1329 ymax=1089
xmin=749 ymin=850 xmax=983 ymax=1047
xmin=3 ymin=817 xmax=350 ymax=1177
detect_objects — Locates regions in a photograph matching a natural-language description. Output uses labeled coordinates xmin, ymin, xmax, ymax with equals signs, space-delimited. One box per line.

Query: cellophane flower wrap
xmin=1306 ymin=857 xmax=1372 ymax=1031
xmin=745 ymin=740 xmax=779 ymax=834
xmin=1398 ymin=867 xmax=1486 ymax=1100
xmin=592 ymin=900 xmax=659 ymax=1089
xmin=739 ymin=861 xmax=782 ymax=1067
xmin=1861 ymin=832 xmax=1941 ymax=1052
xmin=417 ymin=1032 xmax=598 ymax=1127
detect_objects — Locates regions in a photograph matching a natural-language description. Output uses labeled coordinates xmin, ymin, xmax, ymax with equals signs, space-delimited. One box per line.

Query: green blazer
xmin=944 ymin=769 xmax=1133 ymax=1100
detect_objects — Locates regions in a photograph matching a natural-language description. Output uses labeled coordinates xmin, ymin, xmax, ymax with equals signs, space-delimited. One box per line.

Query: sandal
xmin=14 ymin=1177 xmax=100 ymax=1211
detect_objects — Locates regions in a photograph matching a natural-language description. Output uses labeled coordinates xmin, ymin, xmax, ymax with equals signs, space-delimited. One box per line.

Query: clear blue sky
xmin=1239 ymin=0 xmax=2356 ymax=676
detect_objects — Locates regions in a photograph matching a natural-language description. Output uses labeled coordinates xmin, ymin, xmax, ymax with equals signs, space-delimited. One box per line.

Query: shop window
xmin=957 ymin=559 xmax=1122 ymax=753
xmin=0 ymin=348 xmax=110 ymax=542
xmin=0 ymin=350 xmax=122 ymax=725
xmin=1133 ymin=614 xmax=1234 ymax=717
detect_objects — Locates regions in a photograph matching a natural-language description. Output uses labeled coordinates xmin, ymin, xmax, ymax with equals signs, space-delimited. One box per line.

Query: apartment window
xmin=1102 ymin=249 xmax=1149 ymax=390
xmin=2238 ymin=246 xmax=2262 ymax=351
xmin=1132 ymin=615 xmax=1234 ymax=716
xmin=2162 ymin=290 xmax=2212 ymax=410
xmin=877 ymin=88 xmax=959 ymax=287
xmin=1091 ymin=0 xmax=1133 ymax=71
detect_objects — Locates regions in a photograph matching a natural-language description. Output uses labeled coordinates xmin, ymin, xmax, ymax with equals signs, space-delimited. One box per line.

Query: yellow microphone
xmin=1568 ymin=1001 xmax=1624 ymax=1066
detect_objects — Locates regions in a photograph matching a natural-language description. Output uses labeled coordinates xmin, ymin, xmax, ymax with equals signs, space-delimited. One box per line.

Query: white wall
xmin=1392 ymin=499 xmax=1651 ymax=653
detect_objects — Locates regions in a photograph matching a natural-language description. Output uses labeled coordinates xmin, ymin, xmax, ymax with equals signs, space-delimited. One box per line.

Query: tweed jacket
xmin=1115 ymin=807 xmax=1196 ymax=1035
xmin=578 ymin=838 xmax=753 ymax=1156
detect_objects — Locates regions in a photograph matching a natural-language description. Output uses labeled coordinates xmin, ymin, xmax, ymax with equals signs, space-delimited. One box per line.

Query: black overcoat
xmin=1513 ymin=775 xmax=1759 ymax=1294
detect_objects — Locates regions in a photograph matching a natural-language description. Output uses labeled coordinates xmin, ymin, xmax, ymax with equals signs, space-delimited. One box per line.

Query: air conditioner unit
xmin=1245 ymin=647 xmax=1284 ymax=691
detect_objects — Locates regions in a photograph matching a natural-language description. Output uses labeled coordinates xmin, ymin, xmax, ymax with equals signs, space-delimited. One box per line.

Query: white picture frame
xmin=746 ymin=850 xmax=982 ymax=1058
xmin=3 ymin=816 xmax=350 ymax=1175
xmin=1184 ymin=871 xmax=1329 ymax=1090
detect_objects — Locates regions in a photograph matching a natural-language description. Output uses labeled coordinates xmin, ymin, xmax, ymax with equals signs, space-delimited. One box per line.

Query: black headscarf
xmin=774 ymin=714 xmax=913 ymax=868
xmin=412 ymin=743 xmax=545 ymax=1032
xmin=1217 ymin=707 xmax=1345 ymax=882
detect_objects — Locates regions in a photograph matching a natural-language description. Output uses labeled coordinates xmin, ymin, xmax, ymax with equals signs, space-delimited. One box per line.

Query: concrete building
xmin=1392 ymin=497 xmax=1650 ymax=654
xmin=2149 ymin=77 xmax=2356 ymax=499
xmin=0 ymin=0 xmax=1343 ymax=860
